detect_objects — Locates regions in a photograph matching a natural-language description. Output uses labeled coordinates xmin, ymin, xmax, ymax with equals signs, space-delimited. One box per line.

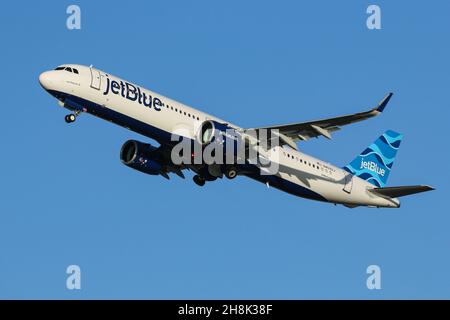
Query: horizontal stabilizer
xmin=369 ymin=185 xmax=434 ymax=198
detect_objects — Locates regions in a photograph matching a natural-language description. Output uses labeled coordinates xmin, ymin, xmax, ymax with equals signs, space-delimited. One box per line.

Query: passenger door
xmin=90 ymin=68 xmax=101 ymax=90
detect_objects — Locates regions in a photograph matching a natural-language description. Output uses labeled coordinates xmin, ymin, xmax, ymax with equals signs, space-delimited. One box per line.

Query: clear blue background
xmin=0 ymin=1 xmax=448 ymax=299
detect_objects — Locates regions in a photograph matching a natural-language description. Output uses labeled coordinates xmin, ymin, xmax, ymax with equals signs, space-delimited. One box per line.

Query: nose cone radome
xmin=39 ymin=71 xmax=53 ymax=90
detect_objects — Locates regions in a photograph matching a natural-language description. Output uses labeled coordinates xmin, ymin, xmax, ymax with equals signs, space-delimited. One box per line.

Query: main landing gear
xmin=224 ymin=167 xmax=237 ymax=180
xmin=64 ymin=110 xmax=80 ymax=123
xmin=193 ymin=167 xmax=237 ymax=187
xmin=193 ymin=175 xmax=206 ymax=187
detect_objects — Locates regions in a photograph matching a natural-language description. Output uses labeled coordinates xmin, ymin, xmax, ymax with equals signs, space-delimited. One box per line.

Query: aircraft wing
xmin=250 ymin=93 xmax=393 ymax=150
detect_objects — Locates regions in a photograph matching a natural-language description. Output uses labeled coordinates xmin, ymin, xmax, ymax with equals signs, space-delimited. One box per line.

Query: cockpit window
xmin=54 ymin=66 xmax=79 ymax=74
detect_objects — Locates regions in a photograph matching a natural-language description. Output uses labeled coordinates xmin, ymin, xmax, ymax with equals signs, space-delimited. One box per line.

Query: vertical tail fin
xmin=343 ymin=130 xmax=403 ymax=187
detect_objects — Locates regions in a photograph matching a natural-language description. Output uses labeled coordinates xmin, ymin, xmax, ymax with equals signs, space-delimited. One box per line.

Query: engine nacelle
xmin=197 ymin=120 xmax=245 ymax=165
xmin=198 ymin=120 xmax=240 ymax=145
xmin=120 ymin=140 xmax=163 ymax=175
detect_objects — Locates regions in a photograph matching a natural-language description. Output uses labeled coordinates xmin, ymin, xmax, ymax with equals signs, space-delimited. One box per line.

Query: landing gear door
xmin=90 ymin=68 xmax=101 ymax=90
xmin=343 ymin=173 xmax=353 ymax=193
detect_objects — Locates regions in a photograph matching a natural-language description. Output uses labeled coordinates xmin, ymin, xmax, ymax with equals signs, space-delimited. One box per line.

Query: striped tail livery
xmin=344 ymin=130 xmax=403 ymax=188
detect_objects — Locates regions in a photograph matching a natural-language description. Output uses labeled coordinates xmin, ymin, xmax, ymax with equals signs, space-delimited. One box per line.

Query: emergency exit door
xmin=343 ymin=173 xmax=353 ymax=193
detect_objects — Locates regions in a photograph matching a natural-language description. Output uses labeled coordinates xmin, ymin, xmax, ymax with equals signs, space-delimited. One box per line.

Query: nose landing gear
xmin=64 ymin=114 xmax=76 ymax=123
xmin=64 ymin=110 xmax=81 ymax=123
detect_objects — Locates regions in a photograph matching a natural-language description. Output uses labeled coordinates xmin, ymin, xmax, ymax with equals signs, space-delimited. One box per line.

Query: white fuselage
xmin=39 ymin=64 xmax=400 ymax=208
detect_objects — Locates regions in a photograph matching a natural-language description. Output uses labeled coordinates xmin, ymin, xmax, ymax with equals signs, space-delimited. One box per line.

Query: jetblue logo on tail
xmin=344 ymin=130 xmax=403 ymax=187
xmin=360 ymin=160 xmax=385 ymax=177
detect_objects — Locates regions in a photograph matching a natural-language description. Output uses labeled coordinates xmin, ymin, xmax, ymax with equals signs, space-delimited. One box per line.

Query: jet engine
xmin=197 ymin=120 xmax=238 ymax=145
xmin=120 ymin=140 xmax=163 ymax=175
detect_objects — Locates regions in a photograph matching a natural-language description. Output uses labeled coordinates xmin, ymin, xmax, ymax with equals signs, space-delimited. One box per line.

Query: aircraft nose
xmin=39 ymin=71 xmax=53 ymax=89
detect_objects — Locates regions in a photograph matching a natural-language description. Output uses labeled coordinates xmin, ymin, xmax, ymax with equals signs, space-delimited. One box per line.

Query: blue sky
xmin=0 ymin=1 xmax=449 ymax=299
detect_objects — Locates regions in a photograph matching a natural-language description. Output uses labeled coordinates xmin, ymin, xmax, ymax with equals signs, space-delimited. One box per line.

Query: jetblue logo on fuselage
xmin=360 ymin=160 xmax=385 ymax=176
xmin=103 ymin=75 xmax=162 ymax=111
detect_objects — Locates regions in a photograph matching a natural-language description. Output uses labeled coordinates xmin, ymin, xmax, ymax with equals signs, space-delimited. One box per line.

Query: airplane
xmin=39 ymin=64 xmax=434 ymax=208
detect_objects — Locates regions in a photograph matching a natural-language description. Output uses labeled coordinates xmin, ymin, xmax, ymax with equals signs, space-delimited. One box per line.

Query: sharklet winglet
xmin=375 ymin=92 xmax=393 ymax=113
